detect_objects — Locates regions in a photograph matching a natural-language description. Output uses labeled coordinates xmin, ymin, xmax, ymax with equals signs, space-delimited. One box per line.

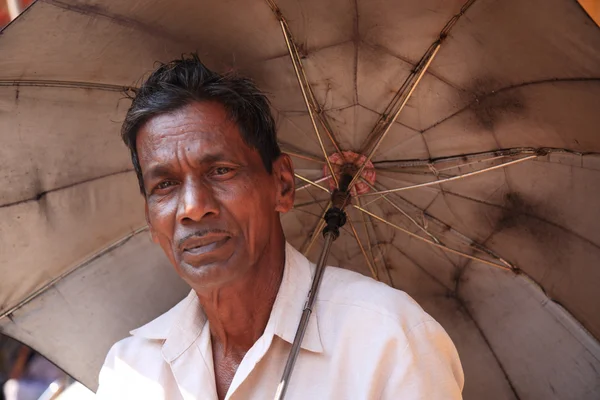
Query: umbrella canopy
xmin=1 ymin=0 xmax=600 ymax=398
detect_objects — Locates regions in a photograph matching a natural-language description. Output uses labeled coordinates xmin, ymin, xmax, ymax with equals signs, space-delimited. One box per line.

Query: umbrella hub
xmin=323 ymin=151 xmax=376 ymax=194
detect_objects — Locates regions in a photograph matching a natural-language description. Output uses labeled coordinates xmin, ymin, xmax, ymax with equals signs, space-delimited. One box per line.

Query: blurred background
xmin=0 ymin=334 xmax=94 ymax=400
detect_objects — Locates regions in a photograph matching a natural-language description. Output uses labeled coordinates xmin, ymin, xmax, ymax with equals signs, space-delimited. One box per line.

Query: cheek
xmin=245 ymin=187 xmax=278 ymax=241
xmin=223 ymin=181 xmax=276 ymax=243
xmin=147 ymin=199 xmax=178 ymax=246
xmin=157 ymin=234 xmax=178 ymax=265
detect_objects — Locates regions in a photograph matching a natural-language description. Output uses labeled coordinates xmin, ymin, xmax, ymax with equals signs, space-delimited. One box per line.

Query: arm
xmin=381 ymin=320 xmax=464 ymax=399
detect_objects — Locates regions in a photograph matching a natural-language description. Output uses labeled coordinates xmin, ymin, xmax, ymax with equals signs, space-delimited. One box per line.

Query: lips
xmin=181 ymin=235 xmax=230 ymax=256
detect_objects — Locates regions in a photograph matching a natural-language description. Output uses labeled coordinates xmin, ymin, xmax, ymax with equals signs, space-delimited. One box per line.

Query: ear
xmin=145 ymin=201 xmax=160 ymax=244
xmin=273 ymin=153 xmax=295 ymax=213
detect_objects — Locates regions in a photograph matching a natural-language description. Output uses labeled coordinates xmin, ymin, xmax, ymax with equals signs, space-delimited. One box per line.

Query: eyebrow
xmin=142 ymin=152 xmax=234 ymax=182
xmin=143 ymin=164 xmax=173 ymax=183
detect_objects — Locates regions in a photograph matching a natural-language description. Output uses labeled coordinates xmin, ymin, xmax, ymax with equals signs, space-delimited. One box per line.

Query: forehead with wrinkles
xmin=136 ymin=102 xmax=257 ymax=172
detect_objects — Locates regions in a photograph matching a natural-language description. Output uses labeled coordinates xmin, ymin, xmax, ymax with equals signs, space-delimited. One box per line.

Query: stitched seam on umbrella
xmin=0 ymin=226 xmax=148 ymax=320
xmin=443 ymin=191 xmax=600 ymax=251
xmin=422 ymin=77 xmax=600 ymax=134
xmin=456 ymin=299 xmax=522 ymax=399
xmin=42 ymin=0 xmax=195 ymax=46
xmin=358 ymin=40 xmax=465 ymax=95
xmin=0 ymin=169 xmax=135 ymax=209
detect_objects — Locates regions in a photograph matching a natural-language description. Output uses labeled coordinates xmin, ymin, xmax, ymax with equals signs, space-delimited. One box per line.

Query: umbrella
xmin=1 ymin=0 xmax=600 ymax=398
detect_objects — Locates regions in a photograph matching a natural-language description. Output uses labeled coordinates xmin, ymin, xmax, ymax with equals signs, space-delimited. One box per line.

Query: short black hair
xmin=121 ymin=54 xmax=281 ymax=194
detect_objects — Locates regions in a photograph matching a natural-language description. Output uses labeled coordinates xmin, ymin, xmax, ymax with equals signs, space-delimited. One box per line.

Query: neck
xmin=196 ymin=237 xmax=286 ymax=354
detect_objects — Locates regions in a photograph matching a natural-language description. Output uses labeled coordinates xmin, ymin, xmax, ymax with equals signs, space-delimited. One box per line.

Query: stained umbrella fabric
xmin=1 ymin=0 xmax=600 ymax=398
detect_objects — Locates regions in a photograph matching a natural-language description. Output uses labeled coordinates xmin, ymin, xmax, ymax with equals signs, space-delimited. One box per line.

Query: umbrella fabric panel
xmin=0 ymin=86 xmax=132 ymax=206
xmin=356 ymin=42 xmax=473 ymax=132
xmin=0 ymin=232 xmax=190 ymax=390
xmin=417 ymin=297 xmax=520 ymax=400
xmin=0 ymin=172 xmax=145 ymax=315
xmin=428 ymin=0 xmax=600 ymax=93
xmin=421 ymin=82 xmax=600 ymax=158
xmin=45 ymin=0 xmax=287 ymax=66
xmin=407 ymin=154 xmax=600 ymax=338
xmin=460 ymin=265 xmax=600 ymax=400
xmin=0 ymin=1 xmax=191 ymax=85
xmin=0 ymin=83 xmax=147 ymax=318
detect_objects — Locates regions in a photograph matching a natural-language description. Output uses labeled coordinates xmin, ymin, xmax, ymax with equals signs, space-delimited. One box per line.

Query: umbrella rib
xmin=301 ymin=203 xmax=330 ymax=255
xmin=372 ymin=147 xmax=539 ymax=169
xmin=353 ymin=204 xmax=512 ymax=272
xmin=435 ymin=154 xmax=512 ymax=172
xmin=355 ymin=196 xmax=386 ymax=281
xmin=266 ymin=0 xmax=342 ymax=185
xmin=359 ymin=155 xmax=538 ymax=202
xmin=296 ymin=179 xmax=332 ymax=256
xmin=366 ymin=179 xmax=515 ymax=270
xmin=284 ymin=151 xmax=326 ymax=165
xmin=296 ymin=175 xmax=332 ymax=192
xmin=372 ymin=147 xmax=598 ymax=169
xmin=280 ymin=20 xmax=338 ymax=186
xmin=0 ymin=226 xmax=148 ymax=321
xmin=360 ymin=178 xmax=441 ymax=244
xmin=365 ymin=215 xmax=396 ymax=287
xmin=347 ymin=215 xmax=379 ymax=281
xmin=0 ymin=79 xmax=136 ymax=93
xmin=350 ymin=43 xmax=440 ymax=190
xmin=357 ymin=43 xmax=439 ymax=158
xmin=362 ymin=178 xmax=464 ymax=270
xmin=350 ymin=0 xmax=479 ymax=190
xmin=295 ymin=173 xmax=330 ymax=194
xmin=293 ymin=198 xmax=329 ymax=209
xmin=278 ymin=141 xmax=327 ymax=165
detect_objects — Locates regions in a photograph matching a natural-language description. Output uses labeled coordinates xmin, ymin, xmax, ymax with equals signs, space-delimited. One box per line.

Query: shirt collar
xmin=270 ymin=242 xmax=323 ymax=353
xmin=130 ymin=242 xmax=323 ymax=361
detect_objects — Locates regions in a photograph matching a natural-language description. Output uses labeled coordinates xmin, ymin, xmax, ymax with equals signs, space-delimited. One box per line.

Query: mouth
xmin=181 ymin=235 xmax=231 ymax=257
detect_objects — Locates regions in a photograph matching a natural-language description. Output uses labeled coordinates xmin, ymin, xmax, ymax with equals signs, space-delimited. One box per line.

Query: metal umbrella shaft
xmin=274 ymin=232 xmax=336 ymax=400
xmin=274 ymin=174 xmax=352 ymax=400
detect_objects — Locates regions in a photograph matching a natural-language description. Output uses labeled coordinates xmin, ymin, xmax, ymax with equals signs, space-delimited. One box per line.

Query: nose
xmin=177 ymin=177 xmax=219 ymax=224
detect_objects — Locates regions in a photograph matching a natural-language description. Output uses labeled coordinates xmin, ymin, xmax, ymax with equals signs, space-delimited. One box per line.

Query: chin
xmin=177 ymin=251 xmax=247 ymax=291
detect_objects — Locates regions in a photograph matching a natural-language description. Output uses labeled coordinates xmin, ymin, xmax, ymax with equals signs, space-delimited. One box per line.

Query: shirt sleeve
xmin=95 ymin=342 xmax=121 ymax=399
xmin=381 ymin=320 xmax=465 ymax=400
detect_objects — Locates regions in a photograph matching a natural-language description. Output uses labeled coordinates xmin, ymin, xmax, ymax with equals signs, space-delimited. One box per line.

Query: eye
xmin=154 ymin=180 xmax=178 ymax=191
xmin=211 ymin=167 xmax=235 ymax=176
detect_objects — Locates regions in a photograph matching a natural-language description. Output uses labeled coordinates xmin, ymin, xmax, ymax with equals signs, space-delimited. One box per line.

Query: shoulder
xmin=97 ymin=334 xmax=174 ymax=399
xmin=318 ymin=266 xmax=435 ymax=332
xmin=100 ymin=290 xmax=195 ymax=372
xmin=316 ymin=266 xmax=464 ymax=393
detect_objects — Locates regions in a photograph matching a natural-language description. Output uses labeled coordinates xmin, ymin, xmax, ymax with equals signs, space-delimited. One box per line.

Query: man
xmin=96 ymin=54 xmax=464 ymax=400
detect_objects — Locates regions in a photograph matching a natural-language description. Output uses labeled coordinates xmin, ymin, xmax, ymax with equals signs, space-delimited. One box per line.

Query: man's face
xmin=136 ymin=101 xmax=294 ymax=292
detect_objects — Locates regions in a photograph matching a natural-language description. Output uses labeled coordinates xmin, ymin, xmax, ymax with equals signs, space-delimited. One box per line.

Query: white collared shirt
xmin=96 ymin=243 xmax=464 ymax=399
